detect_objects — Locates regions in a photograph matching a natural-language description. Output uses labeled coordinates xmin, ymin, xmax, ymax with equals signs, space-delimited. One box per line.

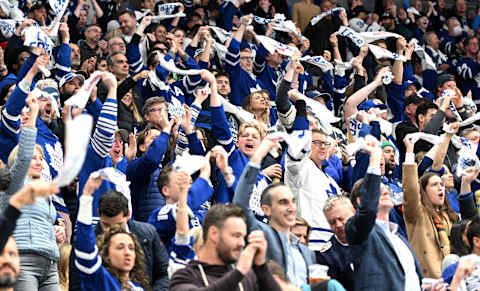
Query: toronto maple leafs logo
xmin=45 ymin=141 xmax=63 ymax=176
xmin=475 ymin=72 xmax=480 ymax=88
xmin=249 ymin=178 xmax=269 ymax=217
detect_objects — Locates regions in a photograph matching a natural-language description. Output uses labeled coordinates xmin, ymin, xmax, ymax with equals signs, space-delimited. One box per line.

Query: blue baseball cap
xmin=59 ymin=72 xmax=85 ymax=88
xmin=305 ymin=89 xmax=331 ymax=101
xmin=358 ymin=99 xmax=387 ymax=111
xmin=406 ymin=78 xmax=421 ymax=90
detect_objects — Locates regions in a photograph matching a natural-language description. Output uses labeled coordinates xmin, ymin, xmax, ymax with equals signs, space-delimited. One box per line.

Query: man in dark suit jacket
xmin=345 ymin=137 xmax=423 ymax=291
xmin=69 ymin=190 xmax=169 ymax=291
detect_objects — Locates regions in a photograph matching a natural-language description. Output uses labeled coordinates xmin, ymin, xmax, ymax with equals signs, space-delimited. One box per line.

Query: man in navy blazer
xmin=345 ymin=136 xmax=423 ymax=291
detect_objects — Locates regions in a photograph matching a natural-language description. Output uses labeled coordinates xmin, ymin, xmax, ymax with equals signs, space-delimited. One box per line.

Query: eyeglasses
xmin=312 ymin=140 xmax=331 ymax=147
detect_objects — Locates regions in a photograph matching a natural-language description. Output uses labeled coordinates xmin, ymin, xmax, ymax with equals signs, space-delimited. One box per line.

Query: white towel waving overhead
xmin=358 ymin=31 xmax=402 ymax=44
xmin=91 ymin=167 xmax=132 ymax=213
xmin=368 ymin=44 xmax=406 ymax=62
xmin=158 ymin=56 xmax=202 ymax=75
xmin=336 ymin=26 xmax=366 ymax=47
xmin=54 ymin=114 xmax=93 ymax=187
xmin=255 ymin=35 xmax=299 ymax=57
xmin=64 ymin=71 xmax=103 ymax=108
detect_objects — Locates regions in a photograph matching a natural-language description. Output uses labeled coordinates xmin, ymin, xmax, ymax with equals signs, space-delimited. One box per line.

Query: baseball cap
xmin=436 ymin=74 xmax=455 ymax=88
xmin=404 ymin=94 xmax=424 ymax=107
xmin=406 ymin=78 xmax=421 ymax=90
xmin=305 ymin=89 xmax=331 ymax=102
xmin=358 ymin=99 xmax=387 ymax=111
xmin=29 ymin=0 xmax=46 ymax=13
xmin=381 ymin=141 xmax=395 ymax=151
xmin=380 ymin=13 xmax=395 ymax=20
xmin=59 ymin=72 xmax=85 ymax=88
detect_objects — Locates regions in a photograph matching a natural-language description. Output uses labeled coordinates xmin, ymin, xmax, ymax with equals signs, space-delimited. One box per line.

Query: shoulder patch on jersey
xmin=320 ymin=241 xmax=332 ymax=252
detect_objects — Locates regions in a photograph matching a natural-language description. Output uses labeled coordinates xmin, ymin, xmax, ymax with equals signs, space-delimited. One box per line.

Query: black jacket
xmin=69 ymin=219 xmax=169 ymax=291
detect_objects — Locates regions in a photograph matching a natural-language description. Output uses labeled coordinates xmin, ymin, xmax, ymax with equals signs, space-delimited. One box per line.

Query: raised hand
xmin=82 ymin=174 xmax=103 ymax=196
xmin=262 ymin=164 xmax=282 ymax=179
xmin=180 ymin=105 xmax=193 ymax=134
xmin=373 ymin=66 xmax=391 ymax=85
xmin=124 ymin=133 xmax=137 ymax=161
xmin=101 ymin=72 xmax=118 ymax=91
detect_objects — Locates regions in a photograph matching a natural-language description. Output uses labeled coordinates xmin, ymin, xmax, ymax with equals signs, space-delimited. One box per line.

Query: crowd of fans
xmin=0 ymin=0 xmax=480 ymax=290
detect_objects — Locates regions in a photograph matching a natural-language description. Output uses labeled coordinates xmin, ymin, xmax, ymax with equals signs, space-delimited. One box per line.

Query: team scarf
xmin=157 ymin=2 xmax=183 ymax=15
xmin=273 ymin=19 xmax=307 ymax=41
xmin=54 ymin=114 xmax=93 ymax=187
xmin=210 ymin=26 xmax=232 ymax=44
xmin=22 ymin=24 xmax=55 ymax=76
xmin=300 ymin=55 xmax=334 ymax=73
xmin=255 ymin=35 xmax=299 ymax=57
xmin=410 ymin=38 xmax=437 ymax=71
xmin=358 ymin=31 xmax=402 ymax=44
xmin=405 ymin=132 xmax=442 ymax=145
xmin=137 ymin=8 xmax=185 ymax=21
xmin=47 ymin=0 xmax=69 ymax=45
xmin=460 ymin=112 xmax=480 ymax=127
xmin=0 ymin=19 xmax=15 ymax=38
xmin=158 ymin=54 xmax=202 ymax=75
xmin=310 ymin=7 xmax=345 ymax=26
xmin=440 ymin=89 xmax=463 ymax=121
xmin=64 ymin=71 xmax=103 ymax=108
xmin=368 ymin=44 xmax=406 ymax=62
xmin=220 ymin=94 xmax=257 ymax=124
xmin=336 ymin=26 xmax=366 ymax=47
xmin=406 ymin=7 xmax=421 ymax=16
xmin=23 ymin=24 xmax=54 ymax=55
xmin=253 ymin=13 xmax=285 ymax=24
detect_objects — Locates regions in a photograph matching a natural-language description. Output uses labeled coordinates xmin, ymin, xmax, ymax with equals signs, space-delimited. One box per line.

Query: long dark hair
xmin=96 ymin=225 xmax=151 ymax=291
xmin=419 ymin=172 xmax=459 ymax=224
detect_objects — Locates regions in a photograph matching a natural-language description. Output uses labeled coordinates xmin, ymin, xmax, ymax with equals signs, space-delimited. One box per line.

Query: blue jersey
xmin=148 ymin=177 xmax=213 ymax=249
xmin=224 ymin=38 xmax=264 ymax=106
xmin=456 ymin=57 xmax=480 ymax=100
xmin=77 ymin=96 xmax=122 ymax=224
xmin=74 ymin=221 xmax=145 ymax=291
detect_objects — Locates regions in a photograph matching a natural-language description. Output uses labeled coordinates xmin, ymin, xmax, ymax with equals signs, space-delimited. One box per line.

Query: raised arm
xmin=90 ymin=72 xmax=118 ymax=159
xmin=232 ymin=14 xmax=252 ymax=43
xmin=74 ymin=174 xmax=104 ymax=279
xmin=344 ymin=66 xmax=389 ymax=121
xmin=233 ymin=136 xmax=279 ymax=233
xmin=431 ymin=123 xmax=458 ymax=171
xmin=6 ymin=95 xmax=39 ymax=196
xmin=205 ymin=70 xmax=235 ymax=154
xmin=346 ymin=136 xmax=382 ymax=244
xmin=402 ymin=134 xmax=422 ymax=223
xmin=391 ymin=37 xmax=406 ymax=85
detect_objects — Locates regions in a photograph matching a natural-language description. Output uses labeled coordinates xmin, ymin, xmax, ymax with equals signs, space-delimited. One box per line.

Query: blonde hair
xmin=8 ymin=144 xmax=44 ymax=168
xmin=242 ymin=90 xmax=270 ymax=125
xmin=58 ymin=244 xmax=72 ymax=291
xmin=238 ymin=122 xmax=265 ymax=140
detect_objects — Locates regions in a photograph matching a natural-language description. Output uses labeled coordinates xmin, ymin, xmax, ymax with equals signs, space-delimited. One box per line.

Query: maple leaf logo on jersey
xmin=45 ymin=142 xmax=63 ymax=175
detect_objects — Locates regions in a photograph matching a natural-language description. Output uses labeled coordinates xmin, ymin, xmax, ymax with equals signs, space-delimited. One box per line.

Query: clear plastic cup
xmin=309 ymin=264 xmax=329 ymax=285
